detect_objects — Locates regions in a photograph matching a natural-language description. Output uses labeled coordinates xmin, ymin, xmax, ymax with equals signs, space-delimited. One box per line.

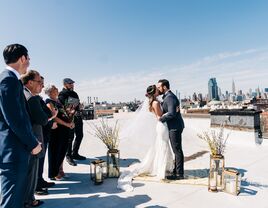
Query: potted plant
xmin=91 ymin=119 xmax=120 ymax=177
xmin=197 ymin=125 xmax=229 ymax=157
xmin=197 ymin=125 xmax=229 ymax=192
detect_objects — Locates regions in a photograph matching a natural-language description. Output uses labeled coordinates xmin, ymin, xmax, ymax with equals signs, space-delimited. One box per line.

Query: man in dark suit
xmin=22 ymin=70 xmax=50 ymax=207
xmin=158 ymin=79 xmax=185 ymax=180
xmin=0 ymin=44 xmax=42 ymax=208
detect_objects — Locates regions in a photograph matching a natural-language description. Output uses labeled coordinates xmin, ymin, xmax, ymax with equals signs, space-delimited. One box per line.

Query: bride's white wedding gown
xmin=117 ymin=120 xmax=174 ymax=192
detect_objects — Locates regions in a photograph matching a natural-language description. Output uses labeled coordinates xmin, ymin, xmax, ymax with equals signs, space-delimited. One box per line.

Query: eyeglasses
xmin=32 ymin=80 xmax=43 ymax=84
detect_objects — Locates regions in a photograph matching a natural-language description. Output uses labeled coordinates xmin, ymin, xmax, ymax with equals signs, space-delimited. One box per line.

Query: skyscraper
xmin=208 ymin=78 xmax=219 ymax=100
xmin=232 ymin=79 xmax=236 ymax=94
xmin=192 ymin=92 xmax=197 ymax=101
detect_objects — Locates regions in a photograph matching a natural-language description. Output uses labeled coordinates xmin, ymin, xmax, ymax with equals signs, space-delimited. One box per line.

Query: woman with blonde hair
xmin=45 ymin=85 xmax=75 ymax=180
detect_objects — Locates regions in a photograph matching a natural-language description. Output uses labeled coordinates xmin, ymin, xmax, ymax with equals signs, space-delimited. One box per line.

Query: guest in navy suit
xmin=0 ymin=44 xmax=42 ymax=208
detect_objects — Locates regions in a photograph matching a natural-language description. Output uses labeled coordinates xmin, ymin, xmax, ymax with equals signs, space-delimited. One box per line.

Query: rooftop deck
xmin=39 ymin=113 xmax=268 ymax=208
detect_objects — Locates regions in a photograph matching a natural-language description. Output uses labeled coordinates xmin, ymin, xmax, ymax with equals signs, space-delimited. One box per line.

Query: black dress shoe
xmin=31 ymin=200 xmax=44 ymax=207
xmin=72 ymin=154 xmax=86 ymax=160
xmin=166 ymin=175 xmax=184 ymax=180
xmin=41 ymin=180 xmax=55 ymax=188
xmin=66 ymin=156 xmax=77 ymax=166
xmin=35 ymin=188 xmax=48 ymax=195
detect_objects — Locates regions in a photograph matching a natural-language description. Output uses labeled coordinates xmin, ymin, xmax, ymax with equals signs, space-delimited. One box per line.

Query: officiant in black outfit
xmin=157 ymin=79 xmax=185 ymax=180
xmin=58 ymin=78 xmax=86 ymax=166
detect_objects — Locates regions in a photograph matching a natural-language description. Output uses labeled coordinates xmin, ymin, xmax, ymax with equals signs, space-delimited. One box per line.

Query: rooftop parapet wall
xmin=210 ymin=109 xmax=262 ymax=131
xmin=260 ymin=112 xmax=268 ymax=137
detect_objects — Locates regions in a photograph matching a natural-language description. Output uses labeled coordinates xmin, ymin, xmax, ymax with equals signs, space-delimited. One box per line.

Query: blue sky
xmin=1 ymin=0 xmax=268 ymax=102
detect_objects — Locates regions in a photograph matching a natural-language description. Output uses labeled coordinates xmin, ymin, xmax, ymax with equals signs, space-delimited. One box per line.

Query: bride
xmin=117 ymin=84 xmax=174 ymax=191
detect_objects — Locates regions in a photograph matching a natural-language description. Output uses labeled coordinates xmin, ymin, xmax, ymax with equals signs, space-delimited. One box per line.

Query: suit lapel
xmin=162 ymin=91 xmax=173 ymax=113
xmin=22 ymin=86 xmax=32 ymax=119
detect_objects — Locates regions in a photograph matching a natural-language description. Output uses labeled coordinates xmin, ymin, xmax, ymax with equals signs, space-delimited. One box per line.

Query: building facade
xmin=208 ymin=78 xmax=219 ymax=101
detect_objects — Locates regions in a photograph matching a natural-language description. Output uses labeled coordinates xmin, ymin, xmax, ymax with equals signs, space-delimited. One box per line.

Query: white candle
xmin=225 ymin=181 xmax=230 ymax=193
xmin=217 ymin=175 xmax=222 ymax=186
xmin=109 ymin=164 xmax=114 ymax=177
xmin=229 ymin=180 xmax=236 ymax=194
xmin=213 ymin=171 xmax=217 ymax=179
xmin=210 ymin=179 xmax=217 ymax=190
xmin=95 ymin=167 xmax=102 ymax=181
xmin=115 ymin=168 xmax=119 ymax=177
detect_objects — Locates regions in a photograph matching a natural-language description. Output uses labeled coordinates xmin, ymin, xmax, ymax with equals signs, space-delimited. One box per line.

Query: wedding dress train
xmin=117 ymin=121 xmax=174 ymax=192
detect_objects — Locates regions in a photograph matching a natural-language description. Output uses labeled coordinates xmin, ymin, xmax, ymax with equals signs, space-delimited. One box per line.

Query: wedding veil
xmin=119 ymin=98 xmax=158 ymax=160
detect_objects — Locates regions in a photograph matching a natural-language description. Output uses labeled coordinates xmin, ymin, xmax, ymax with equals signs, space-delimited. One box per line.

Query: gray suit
xmin=159 ymin=90 xmax=184 ymax=176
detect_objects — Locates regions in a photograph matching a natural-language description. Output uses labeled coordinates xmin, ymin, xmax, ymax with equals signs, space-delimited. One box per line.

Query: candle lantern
xmin=107 ymin=149 xmax=120 ymax=178
xmin=223 ymin=169 xmax=241 ymax=195
xmin=208 ymin=155 xmax=225 ymax=192
xmin=90 ymin=159 xmax=106 ymax=185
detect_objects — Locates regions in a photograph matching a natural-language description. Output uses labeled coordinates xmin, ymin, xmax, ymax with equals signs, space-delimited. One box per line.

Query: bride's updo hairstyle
xmin=146 ymin=85 xmax=157 ymax=112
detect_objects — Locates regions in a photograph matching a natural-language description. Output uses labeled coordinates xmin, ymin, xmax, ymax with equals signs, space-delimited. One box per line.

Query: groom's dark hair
xmin=158 ymin=79 xmax=170 ymax=89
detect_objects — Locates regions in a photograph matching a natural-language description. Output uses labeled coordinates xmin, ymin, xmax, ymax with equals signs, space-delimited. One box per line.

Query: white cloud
xmin=76 ymin=48 xmax=268 ymax=102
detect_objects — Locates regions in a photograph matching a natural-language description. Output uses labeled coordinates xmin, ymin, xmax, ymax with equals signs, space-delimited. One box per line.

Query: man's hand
xmin=51 ymin=122 xmax=58 ymax=129
xmin=70 ymin=122 xmax=75 ymax=129
xmin=66 ymin=122 xmax=75 ymax=129
xmin=52 ymin=108 xmax=58 ymax=118
xmin=31 ymin=143 xmax=42 ymax=155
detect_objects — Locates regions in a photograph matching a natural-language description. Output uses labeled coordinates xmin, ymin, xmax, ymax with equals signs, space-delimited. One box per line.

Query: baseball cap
xmin=63 ymin=78 xmax=75 ymax=84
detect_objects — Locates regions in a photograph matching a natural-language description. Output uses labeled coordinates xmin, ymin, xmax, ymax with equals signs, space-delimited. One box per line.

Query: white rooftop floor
xmin=39 ymin=113 xmax=268 ymax=208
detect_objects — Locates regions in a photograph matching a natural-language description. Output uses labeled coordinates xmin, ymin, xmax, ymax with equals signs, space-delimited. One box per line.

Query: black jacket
xmin=58 ymin=88 xmax=80 ymax=112
xmin=159 ymin=91 xmax=184 ymax=131
xmin=24 ymin=92 xmax=49 ymax=158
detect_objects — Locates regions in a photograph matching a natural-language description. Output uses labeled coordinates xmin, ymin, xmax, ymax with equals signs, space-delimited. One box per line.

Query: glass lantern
xmin=90 ymin=159 xmax=106 ymax=185
xmin=107 ymin=149 xmax=120 ymax=178
xmin=223 ymin=169 xmax=241 ymax=195
xmin=208 ymin=155 xmax=225 ymax=192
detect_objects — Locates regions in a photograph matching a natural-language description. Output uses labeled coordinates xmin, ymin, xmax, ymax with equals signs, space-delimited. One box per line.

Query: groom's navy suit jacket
xmin=159 ymin=90 xmax=184 ymax=131
xmin=0 ymin=69 xmax=38 ymax=163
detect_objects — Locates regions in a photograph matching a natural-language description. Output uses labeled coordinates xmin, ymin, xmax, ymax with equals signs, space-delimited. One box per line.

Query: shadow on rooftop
xmin=225 ymin=167 xmax=268 ymax=196
xmin=95 ymin=156 xmax=140 ymax=167
xmin=240 ymin=179 xmax=268 ymax=196
xmin=47 ymin=172 xmax=146 ymax=195
xmin=42 ymin=194 xmax=156 ymax=208
xmin=48 ymin=156 xmax=149 ymax=197
xmin=184 ymin=168 xmax=209 ymax=179
xmin=184 ymin=150 xmax=209 ymax=163
xmin=74 ymin=157 xmax=101 ymax=165
xmin=74 ymin=156 xmax=140 ymax=168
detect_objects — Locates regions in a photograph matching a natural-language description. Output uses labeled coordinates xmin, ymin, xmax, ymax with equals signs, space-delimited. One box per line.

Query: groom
xmin=157 ymin=79 xmax=185 ymax=180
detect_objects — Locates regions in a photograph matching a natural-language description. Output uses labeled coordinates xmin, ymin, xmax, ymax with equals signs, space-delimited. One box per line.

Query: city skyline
xmin=1 ymin=1 xmax=268 ymax=102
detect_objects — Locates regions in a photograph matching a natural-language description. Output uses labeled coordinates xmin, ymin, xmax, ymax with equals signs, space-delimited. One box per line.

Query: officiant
xmin=58 ymin=78 xmax=86 ymax=166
